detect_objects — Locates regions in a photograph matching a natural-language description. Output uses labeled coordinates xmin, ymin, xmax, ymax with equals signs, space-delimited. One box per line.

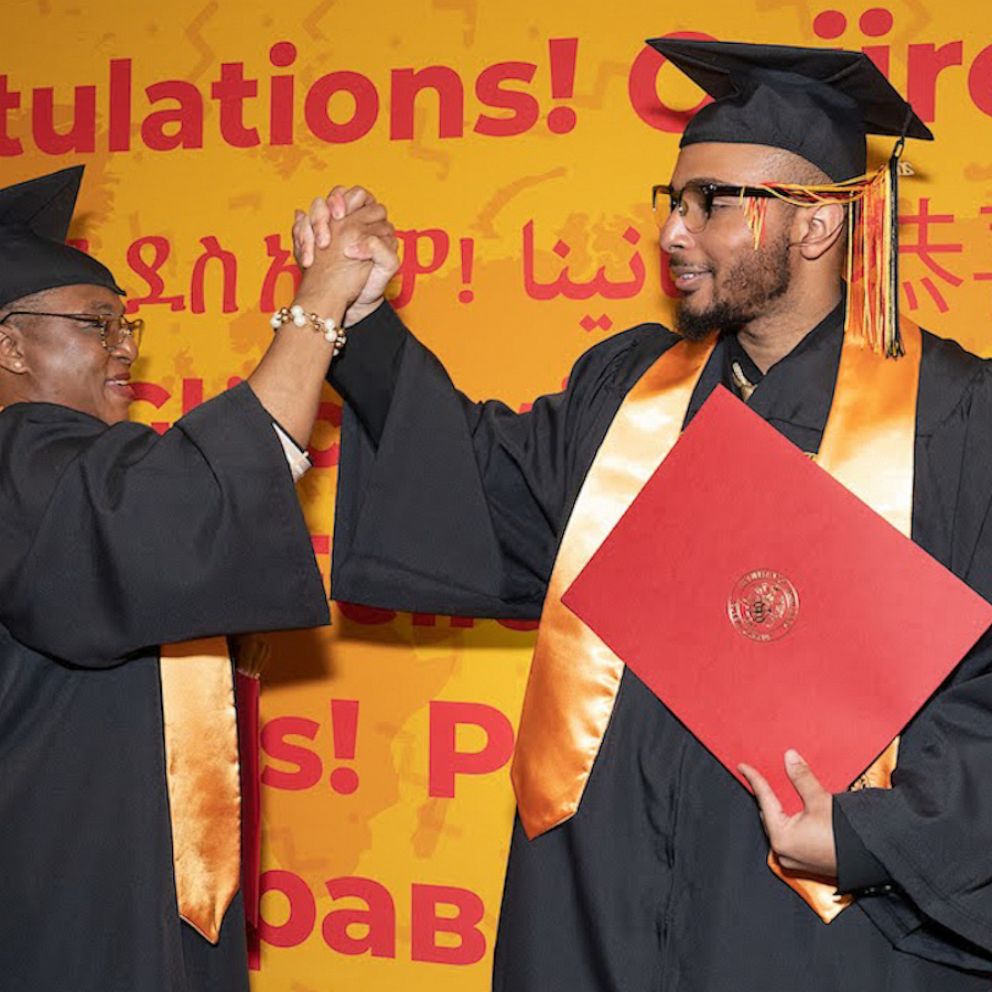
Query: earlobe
xmin=0 ymin=332 xmax=27 ymax=375
xmin=796 ymin=203 xmax=846 ymax=261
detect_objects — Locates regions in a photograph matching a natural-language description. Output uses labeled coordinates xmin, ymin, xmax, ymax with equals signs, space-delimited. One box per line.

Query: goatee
xmin=674 ymin=233 xmax=792 ymax=340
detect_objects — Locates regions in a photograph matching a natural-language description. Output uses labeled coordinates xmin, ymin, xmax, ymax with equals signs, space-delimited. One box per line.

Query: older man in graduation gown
xmin=0 ymin=167 xmax=394 ymax=991
xmin=319 ymin=41 xmax=992 ymax=992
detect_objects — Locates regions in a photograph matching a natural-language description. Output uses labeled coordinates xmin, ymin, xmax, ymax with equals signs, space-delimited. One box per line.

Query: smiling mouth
xmin=106 ymin=377 xmax=135 ymax=400
xmin=670 ymin=267 xmax=712 ymax=292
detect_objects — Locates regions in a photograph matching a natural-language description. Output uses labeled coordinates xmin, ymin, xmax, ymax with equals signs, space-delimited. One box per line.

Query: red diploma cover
xmin=563 ymin=386 xmax=992 ymax=813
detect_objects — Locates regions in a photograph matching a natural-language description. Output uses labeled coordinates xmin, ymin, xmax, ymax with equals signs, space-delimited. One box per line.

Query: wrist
xmin=271 ymin=303 xmax=347 ymax=356
xmin=291 ymin=292 xmax=349 ymax=324
xmin=344 ymin=296 xmax=386 ymax=328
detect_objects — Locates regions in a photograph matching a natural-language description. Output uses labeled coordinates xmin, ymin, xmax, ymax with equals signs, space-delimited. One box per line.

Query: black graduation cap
xmin=646 ymin=39 xmax=934 ymax=180
xmin=0 ymin=166 xmax=124 ymax=310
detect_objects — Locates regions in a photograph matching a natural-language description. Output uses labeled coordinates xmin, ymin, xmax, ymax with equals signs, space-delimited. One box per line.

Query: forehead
xmin=32 ymin=283 xmax=124 ymax=313
xmin=669 ymin=142 xmax=787 ymax=186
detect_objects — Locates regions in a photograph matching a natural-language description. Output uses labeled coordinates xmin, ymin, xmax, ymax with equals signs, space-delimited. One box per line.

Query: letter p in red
xmin=428 ymin=701 xmax=514 ymax=798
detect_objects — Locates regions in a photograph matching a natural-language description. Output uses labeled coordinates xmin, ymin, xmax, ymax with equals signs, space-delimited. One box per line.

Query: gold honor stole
xmin=510 ymin=320 xmax=921 ymax=922
xmin=159 ymin=638 xmax=242 ymax=943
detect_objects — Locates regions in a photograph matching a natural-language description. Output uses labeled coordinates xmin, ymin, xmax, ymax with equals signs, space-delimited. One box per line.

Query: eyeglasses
xmin=652 ymin=182 xmax=780 ymax=233
xmin=0 ymin=310 xmax=144 ymax=351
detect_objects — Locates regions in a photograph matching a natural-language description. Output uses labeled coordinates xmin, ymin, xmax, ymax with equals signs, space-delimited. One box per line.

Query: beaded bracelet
xmin=270 ymin=304 xmax=346 ymax=357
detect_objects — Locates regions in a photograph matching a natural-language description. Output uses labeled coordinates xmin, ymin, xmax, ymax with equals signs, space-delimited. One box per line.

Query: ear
xmin=793 ymin=201 xmax=846 ymax=261
xmin=0 ymin=324 xmax=28 ymax=375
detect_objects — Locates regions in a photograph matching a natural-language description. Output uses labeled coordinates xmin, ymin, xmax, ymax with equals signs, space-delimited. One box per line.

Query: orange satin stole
xmin=511 ymin=320 xmax=921 ymax=922
xmin=159 ymin=637 xmax=242 ymax=943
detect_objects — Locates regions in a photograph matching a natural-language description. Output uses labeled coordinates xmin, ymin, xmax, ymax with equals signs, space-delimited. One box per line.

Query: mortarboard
xmin=0 ymin=166 xmax=124 ymax=310
xmin=646 ymin=39 xmax=935 ymax=358
xmin=563 ymin=387 xmax=992 ymax=814
xmin=646 ymin=39 xmax=932 ymax=181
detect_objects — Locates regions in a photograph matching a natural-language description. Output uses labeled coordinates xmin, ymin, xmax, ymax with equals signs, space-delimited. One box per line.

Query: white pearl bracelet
xmin=270 ymin=304 xmax=346 ymax=357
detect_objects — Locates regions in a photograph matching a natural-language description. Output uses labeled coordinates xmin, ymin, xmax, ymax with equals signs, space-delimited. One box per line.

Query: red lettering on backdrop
xmin=124 ymin=236 xmax=185 ymax=312
xmin=304 ymin=71 xmax=380 ymax=143
xmin=392 ymin=229 xmax=450 ymax=308
xmin=211 ymin=63 xmax=261 ymax=148
xmin=545 ymin=38 xmax=579 ymax=135
xmin=328 ymin=699 xmax=361 ymax=795
xmin=129 ymin=377 xmax=206 ymax=434
xmin=108 ymin=58 xmax=132 ymax=152
xmin=190 ymin=235 xmax=239 ymax=314
xmin=967 ymin=44 xmax=992 ymax=117
xmin=268 ymin=41 xmax=297 ymax=145
xmin=307 ymin=401 xmax=342 ymax=468
xmin=336 ymin=605 xmax=539 ymax=631
xmin=0 ymin=76 xmax=24 ymax=155
xmin=260 ymin=233 xmax=301 ymax=311
xmin=337 ymin=601 xmax=397 ymax=625
xmin=428 ymin=701 xmax=515 ymax=798
xmin=7 ymin=31 xmax=992 ymax=159
xmin=627 ymin=30 xmax=716 ymax=134
xmin=258 ymin=870 xmax=316 ymax=948
xmin=32 ymin=84 xmax=96 ymax=154
xmin=141 ymin=80 xmax=205 ymax=151
xmin=1 ymin=41 xmax=574 ymax=156
xmin=391 ymin=66 xmax=464 ymax=140
xmin=497 ymin=617 xmax=540 ymax=631
xmin=323 ymin=877 xmax=397 ymax=958
xmin=411 ymin=884 xmax=487 ymax=965
xmin=907 ymin=42 xmax=964 ymax=122
xmin=130 ymin=382 xmax=171 ymax=435
xmin=257 ymin=872 xmax=488 ymax=963
xmin=474 ymin=62 xmax=540 ymax=137
xmin=260 ymin=716 xmax=322 ymax=790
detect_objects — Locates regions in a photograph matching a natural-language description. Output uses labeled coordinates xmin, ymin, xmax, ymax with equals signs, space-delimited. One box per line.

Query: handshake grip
xmin=292 ymin=185 xmax=400 ymax=327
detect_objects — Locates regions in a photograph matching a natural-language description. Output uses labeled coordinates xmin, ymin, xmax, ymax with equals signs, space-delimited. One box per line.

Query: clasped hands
xmin=291 ymin=185 xmax=399 ymax=326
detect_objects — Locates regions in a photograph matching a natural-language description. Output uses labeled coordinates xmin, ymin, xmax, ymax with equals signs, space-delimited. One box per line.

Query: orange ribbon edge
xmin=160 ymin=636 xmax=242 ymax=944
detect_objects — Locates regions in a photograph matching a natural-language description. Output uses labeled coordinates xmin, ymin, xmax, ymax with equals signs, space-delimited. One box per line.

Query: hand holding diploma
xmin=739 ymin=751 xmax=837 ymax=881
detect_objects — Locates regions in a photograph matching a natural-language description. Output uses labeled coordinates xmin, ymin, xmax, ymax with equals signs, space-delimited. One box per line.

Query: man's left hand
xmin=738 ymin=750 xmax=837 ymax=880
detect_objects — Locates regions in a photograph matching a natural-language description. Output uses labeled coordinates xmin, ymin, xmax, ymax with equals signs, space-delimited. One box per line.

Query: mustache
xmin=667 ymin=254 xmax=712 ymax=272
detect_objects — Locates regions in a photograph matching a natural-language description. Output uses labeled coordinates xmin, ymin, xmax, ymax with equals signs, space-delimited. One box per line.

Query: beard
xmin=675 ymin=232 xmax=792 ymax=340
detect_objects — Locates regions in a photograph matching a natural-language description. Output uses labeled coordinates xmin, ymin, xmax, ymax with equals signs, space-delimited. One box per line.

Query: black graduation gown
xmin=0 ymin=382 xmax=329 ymax=992
xmin=330 ymin=302 xmax=992 ymax=991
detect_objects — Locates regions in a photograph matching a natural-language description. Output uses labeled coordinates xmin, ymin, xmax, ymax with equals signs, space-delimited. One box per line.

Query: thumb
xmin=784 ymin=749 xmax=824 ymax=808
xmin=343 ymin=239 xmax=374 ymax=261
xmin=365 ymin=234 xmax=398 ymax=270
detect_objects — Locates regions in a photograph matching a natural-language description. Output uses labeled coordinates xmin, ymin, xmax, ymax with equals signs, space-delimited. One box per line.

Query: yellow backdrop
xmin=4 ymin=0 xmax=992 ymax=987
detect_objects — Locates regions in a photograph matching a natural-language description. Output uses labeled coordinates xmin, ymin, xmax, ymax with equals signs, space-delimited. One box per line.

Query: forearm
xmin=248 ymin=292 xmax=348 ymax=448
xmin=328 ymin=300 xmax=407 ymax=445
xmin=252 ymin=191 xmax=393 ymax=446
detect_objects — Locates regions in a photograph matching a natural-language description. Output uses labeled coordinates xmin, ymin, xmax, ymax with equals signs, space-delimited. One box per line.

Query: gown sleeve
xmin=329 ymin=303 xmax=665 ymax=620
xmin=834 ymin=359 xmax=992 ymax=973
xmin=0 ymin=381 xmax=329 ymax=667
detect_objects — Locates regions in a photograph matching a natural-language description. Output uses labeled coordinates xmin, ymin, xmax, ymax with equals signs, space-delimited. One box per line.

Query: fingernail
xmin=785 ymin=749 xmax=803 ymax=765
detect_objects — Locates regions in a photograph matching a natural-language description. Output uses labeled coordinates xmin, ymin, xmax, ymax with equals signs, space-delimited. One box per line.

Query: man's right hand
xmin=293 ymin=186 xmax=400 ymax=326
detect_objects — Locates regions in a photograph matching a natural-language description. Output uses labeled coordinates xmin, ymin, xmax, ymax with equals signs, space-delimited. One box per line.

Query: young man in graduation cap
xmin=0 ymin=167 xmax=394 ymax=991
xmin=307 ymin=39 xmax=992 ymax=991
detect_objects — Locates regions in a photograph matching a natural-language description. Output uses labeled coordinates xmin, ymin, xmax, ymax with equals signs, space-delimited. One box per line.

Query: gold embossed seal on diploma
xmin=728 ymin=569 xmax=800 ymax=642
